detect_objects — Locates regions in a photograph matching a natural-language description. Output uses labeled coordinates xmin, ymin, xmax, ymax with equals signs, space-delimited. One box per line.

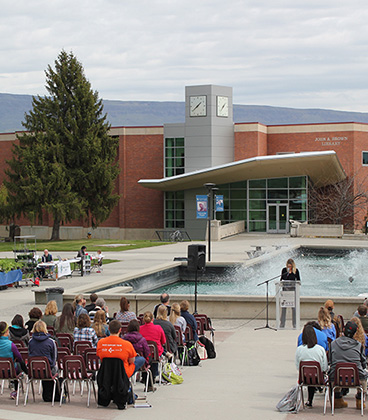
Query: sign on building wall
xmin=215 ymin=195 xmax=224 ymax=212
xmin=196 ymin=195 xmax=208 ymax=219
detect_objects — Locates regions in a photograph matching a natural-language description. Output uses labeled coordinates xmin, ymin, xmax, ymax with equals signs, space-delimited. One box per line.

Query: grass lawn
xmin=0 ymin=239 xmax=169 ymax=253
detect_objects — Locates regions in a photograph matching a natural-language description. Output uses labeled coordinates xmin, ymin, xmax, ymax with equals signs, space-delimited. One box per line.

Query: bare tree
xmin=308 ymin=173 xmax=368 ymax=230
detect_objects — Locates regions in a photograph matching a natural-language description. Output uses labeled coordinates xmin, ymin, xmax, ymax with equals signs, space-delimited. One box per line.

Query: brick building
xmin=1 ymin=85 xmax=368 ymax=239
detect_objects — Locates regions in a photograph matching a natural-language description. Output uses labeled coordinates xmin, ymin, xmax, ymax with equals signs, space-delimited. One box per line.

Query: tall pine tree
xmin=5 ymin=50 xmax=119 ymax=240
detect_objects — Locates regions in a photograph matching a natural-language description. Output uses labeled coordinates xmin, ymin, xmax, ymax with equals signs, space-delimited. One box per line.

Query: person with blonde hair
xmin=279 ymin=258 xmax=300 ymax=329
xmin=154 ymin=304 xmax=177 ymax=354
xmin=43 ymin=300 xmax=58 ymax=327
xmin=318 ymin=307 xmax=336 ymax=341
xmin=28 ymin=320 xmax=58 ymax=374
xmin=351 ymin=317 xmax=368 ymax=353
xmin=92 ymin=310 xmax=110 ymax=339
xmin=169 ymin=302 xmax=187 ymax=339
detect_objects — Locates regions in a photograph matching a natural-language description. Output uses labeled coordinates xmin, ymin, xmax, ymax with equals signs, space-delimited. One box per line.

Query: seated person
xmin=153 ymin=293 xmax=171 ymax=319
xmin=0 ymin=321 xmax=27 ymax=400
xmin=154 ymin=304 xmax=177 ymax=354
xmin=97 ymin=320 xmax=145 ymax=377
xmin=295 ymin=324 xmax=328 ymax=407
xmin=74 ymin=313 xmax=98 ymax=348
xmin=76 ymin=246 xmax=87 ymax=275
xmin=38 ymin=249 xmax=53 ymax=278
xmin=180 ymin=300 xmax=198 ymax=341
xmin=28 ymin=320 xmax=58 ymax=374
xmin=357 ymin=305 xmax=368 ymax=333
xmin=329 ymin=321 xmax=368 ymax=409
xmin=9 ymin=314 xmax=30 ymax=346
xmin=297 ymin=321 xmax=329 ymax=351
xmin=318 ymin=306 xmax=336 ymax=341
xmin=85 ymin=293 xmax=98 ymax=313
xmin=95 ymin=250 xmax=104 ymax=272
xmin=25 ymin=307 xmax=43 ymax=331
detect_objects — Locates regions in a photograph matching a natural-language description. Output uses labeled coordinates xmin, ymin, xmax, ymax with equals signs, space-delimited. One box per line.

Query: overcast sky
xmin=2 ymin=0 xmax=368 ymax=111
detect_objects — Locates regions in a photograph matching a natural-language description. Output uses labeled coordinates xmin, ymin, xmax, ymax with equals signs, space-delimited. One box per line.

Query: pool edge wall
xmin=62 ymin=293 xmax=364 ymax=320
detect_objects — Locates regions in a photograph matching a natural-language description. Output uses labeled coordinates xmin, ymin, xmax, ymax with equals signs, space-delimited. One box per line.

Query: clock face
xmin=217 ymin=96 xmax=229 ymax=117
xmin=190 ymin=95 xmax=207 ymax=117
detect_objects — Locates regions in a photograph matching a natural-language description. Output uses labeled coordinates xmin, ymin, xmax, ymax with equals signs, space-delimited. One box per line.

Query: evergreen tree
xmin=5 ymin=50 xmax=119 ymax=240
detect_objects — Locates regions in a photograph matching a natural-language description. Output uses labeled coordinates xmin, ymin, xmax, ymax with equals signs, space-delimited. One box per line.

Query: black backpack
xmin=185 ymin=340 xmax=200 ymax=366
xmin=199 ymin=336 xmax=216 ymax=359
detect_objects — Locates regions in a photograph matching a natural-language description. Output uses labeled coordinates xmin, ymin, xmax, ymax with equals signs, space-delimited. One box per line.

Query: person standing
xmin=279 ymin=258 xmax=300 ymax=329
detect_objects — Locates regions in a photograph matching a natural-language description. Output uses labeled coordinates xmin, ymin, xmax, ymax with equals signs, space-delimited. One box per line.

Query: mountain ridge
xmin=1 ymin=92 xmax=368 ymax=133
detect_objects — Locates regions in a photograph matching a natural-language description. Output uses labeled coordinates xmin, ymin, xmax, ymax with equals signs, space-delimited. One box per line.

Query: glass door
xmin=267 ymin=203 xmax=288 ymax=233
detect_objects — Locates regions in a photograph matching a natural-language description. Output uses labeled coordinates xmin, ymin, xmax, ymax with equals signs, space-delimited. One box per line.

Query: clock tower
xmin=184 ymin=85 xmax=234 ymax=172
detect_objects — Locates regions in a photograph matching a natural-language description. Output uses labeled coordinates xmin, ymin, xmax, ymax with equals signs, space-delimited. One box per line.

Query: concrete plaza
xmin=0 ymin=233 xmax=367 ymax=419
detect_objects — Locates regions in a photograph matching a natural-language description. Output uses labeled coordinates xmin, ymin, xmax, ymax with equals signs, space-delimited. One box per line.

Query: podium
xmin=275 ymin=280 xmax=301 ymax=330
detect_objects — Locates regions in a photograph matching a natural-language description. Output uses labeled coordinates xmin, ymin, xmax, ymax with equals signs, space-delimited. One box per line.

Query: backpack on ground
xmin=162 ymin=362 xmax=183 ymax=384
xmin=198 ymin=335 xmax=216 ymax=359
xmin=276 ymin=385 xmax=301 ymax=413
xmin=184 ymin=340 xmax=201 ymax=366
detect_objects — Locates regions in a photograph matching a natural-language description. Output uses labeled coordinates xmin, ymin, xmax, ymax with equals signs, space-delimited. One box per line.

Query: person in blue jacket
xmin=180 ymin=300 xmax=198 ymax=341
xmin=297 ymin=321 xmax=329 ymax=351
xmin=0 ymin=321 xmax=27 ymax=399
xmin=28 ymin=320 xmax=58 ymax=374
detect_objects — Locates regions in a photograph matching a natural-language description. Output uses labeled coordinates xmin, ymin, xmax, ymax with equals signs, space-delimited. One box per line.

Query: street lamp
xmin=204 ymin=183 xmax=217 ymax=262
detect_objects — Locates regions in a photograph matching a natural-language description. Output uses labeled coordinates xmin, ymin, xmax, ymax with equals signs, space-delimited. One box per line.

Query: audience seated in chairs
xmin=8 ymin=314 xmax=30 ymax=346
xmin=318 ymin=306 xmax=336 ymax=341
xmin=96 ymin=320 xmax=145 ymax=409
xmin=295 ymin=324 xmax=328 ymax=408
xmin=54 ymin=303 xmax=76 ymax=336
xmin=0 ymin=321 xmax=28 ymax=401
xmin=329 ymin=320 xmax=368 ymax=409
xmin=74 ymin=313 xmax=98 ymax=348
xmin=42 ymin=300 xmax=58 ymax=327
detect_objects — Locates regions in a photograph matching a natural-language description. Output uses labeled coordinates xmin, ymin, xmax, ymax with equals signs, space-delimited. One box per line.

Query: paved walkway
xmin=0 ymin=233 xmax=367 ymax=419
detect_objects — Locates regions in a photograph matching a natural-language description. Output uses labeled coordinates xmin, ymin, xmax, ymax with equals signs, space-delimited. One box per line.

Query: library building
xmin=0 ymin=84 xmax=367 ymax=240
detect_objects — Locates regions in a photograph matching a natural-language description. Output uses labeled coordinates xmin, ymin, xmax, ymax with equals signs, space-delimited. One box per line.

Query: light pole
xmin=204 ymin=183 xmax=216 ymax=262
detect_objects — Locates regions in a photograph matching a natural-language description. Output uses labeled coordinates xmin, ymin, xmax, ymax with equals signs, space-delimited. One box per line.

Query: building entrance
xmin=267 ymin=203 xmax=288 ymax=233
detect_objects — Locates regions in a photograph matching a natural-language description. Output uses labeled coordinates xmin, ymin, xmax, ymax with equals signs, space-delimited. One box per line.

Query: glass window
xmin=249 ymin=200 xmax=266 ymax=210
xmin=268 ymin=190 xmax=288 ymax=199
xmin=249 ymin=179 xmax=266 ymax=188
xmin=165 ymin=191 xmax=185 ymax=229
xmin=267 ymin=178 xmax=288 ymax=189
xmin=165 ymin=137 xmax=184 ymax=177
xmin=249 ymin=189 xmax=266 ymax=199
xmin=249 ymin=210 xmax=266 ymax=220
xmin=230 ymin=190 xmax=246 ymax=199
xmin=231 ymin=200 xmax=247 ymax=210
xmin=289 ymin=176 xmax=306 ymax=188
xmin=231 ymin=181 xmax=247 ymax=188
xmin=249 ymin=221 xmax=267 ymax=232
xmin=230 ymin=211 xmax=247 ymax=220
xmin=363 ymin=152 xmax=368 ymax=166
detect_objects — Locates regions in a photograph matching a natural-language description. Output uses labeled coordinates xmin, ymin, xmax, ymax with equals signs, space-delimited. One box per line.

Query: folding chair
xmin=147 ymin=341 xmax=164 ymax=385
xmin=174 ymin=325 xmax=187 ymax=366
xmin=184 ymin=326 xmax=194 ymax=342
xmin=0 ymin=357 xmax=24 ymax=406
xmin=195 ymin=313 xmax=215 ymax=344
xmin=332 ymin=362 xmax=365 ymax=416
xmin=12 ymin=340 xmax=26 ymax=350
xmin=57 ymin=347 xmax=71 ymax=376
xmin=24 ymin=356 xmax=60 ymax=406
xmin=47 ymin=326 xmax=55 ymax=337
xmin=56 ymin=333 xmax=74 ymax=351
xmin=73 ymin=340 xmax=92 ymax=356
xmin=60 ymin=355 xmax=96 ymax=407
xmin=298 ymin=361 xmax=329 ymax=414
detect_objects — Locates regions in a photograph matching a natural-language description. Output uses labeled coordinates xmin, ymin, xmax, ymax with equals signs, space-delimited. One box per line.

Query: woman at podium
xmin=279 ymin=258 xmax=300 ymax=328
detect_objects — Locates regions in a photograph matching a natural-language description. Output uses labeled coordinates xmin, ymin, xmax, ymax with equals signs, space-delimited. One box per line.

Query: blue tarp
xmin=0 ymin=269 xmax=23 ymax=286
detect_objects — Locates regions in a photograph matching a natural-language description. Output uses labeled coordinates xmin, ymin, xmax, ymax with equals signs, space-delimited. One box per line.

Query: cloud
xmin=1 ymin=0 xmax=368 ymax=111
